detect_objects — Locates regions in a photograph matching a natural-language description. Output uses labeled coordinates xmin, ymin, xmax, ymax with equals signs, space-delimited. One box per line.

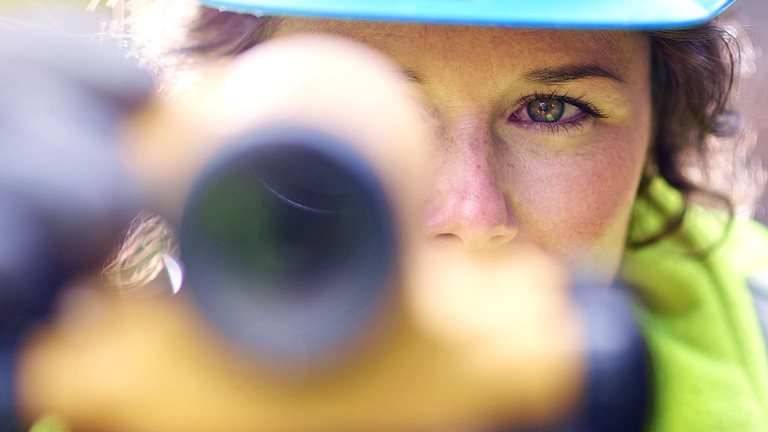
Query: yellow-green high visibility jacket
xmin=622 ymin=176 xmax=768 ymax=431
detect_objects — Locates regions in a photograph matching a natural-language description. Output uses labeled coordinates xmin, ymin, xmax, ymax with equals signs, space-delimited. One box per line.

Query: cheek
xmin=501 ymin=124 xmax=649 ymax=269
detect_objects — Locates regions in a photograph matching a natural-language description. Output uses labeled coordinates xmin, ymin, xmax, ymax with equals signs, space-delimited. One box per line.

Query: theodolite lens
xmin=180 ymin=127 xmax=396 ymax=367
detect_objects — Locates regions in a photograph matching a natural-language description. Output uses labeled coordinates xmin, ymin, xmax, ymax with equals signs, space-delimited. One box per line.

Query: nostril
xmin=434 ymin=233 xmax=463 ymax=244
xmin=431 ymin=230 xmax=516 ymax=250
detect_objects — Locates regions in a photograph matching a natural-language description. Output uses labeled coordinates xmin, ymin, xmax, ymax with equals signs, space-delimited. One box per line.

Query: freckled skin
xmin=275 ymin=21 xmax=653 ymax=282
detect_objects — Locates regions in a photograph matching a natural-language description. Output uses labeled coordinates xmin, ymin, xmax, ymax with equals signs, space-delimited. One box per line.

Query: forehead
xmin=274 ymin=19 xmax=647 ymax=77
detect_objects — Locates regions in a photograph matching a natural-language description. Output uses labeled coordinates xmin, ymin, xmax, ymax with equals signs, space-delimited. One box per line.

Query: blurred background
xmin=724 ymin=0 xmax=768 ymax=223
xmin=1 ymin=0 xmax=768 ymax=222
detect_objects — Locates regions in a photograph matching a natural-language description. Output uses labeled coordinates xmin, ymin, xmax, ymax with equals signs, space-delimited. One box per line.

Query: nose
xmin=426 ymin=118 xmax=517 ymax=250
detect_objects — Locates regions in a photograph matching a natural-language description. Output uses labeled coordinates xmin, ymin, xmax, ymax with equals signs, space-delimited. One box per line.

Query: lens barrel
xmin=181 ymin=127 xmax=397 ymax=368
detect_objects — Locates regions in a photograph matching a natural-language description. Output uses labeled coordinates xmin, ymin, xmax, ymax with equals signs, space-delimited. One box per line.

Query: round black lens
xmin=181 ymin=127 xmax=396 ymax=367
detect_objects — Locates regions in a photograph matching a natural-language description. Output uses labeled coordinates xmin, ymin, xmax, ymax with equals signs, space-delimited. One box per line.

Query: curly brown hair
xmin=633 ymin=26 xmax=740 ymax=248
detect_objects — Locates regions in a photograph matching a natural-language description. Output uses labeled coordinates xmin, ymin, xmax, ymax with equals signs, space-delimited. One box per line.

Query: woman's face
xmin=275 ymin=21 xmax=653 ymax=281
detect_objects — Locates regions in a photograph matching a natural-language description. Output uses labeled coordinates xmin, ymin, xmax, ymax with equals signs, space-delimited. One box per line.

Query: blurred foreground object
xmin=0 ymin=11 xmax=152 ymax=429
xmin=1 ymin=18 xmax=649 ymax=432
xmin=0 ymin=8 xmax=151 ymax=327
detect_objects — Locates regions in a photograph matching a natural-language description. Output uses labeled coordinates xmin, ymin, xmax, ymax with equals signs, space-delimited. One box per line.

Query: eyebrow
xmin=399 ymin=63 xmax=624 ymax=87
xmin=522 ymin=63 xmax=625 ymax=85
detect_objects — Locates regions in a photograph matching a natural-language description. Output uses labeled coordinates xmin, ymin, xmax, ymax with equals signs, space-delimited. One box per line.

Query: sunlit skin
xmin=275 ymin=21 xmax=653 ymax=282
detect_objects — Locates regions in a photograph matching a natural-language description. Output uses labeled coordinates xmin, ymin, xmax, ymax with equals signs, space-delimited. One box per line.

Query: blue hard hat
xmin=199 ymin=0 xmax=736 ymax=29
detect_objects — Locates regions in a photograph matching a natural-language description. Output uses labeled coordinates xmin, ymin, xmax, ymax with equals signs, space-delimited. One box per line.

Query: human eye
xmin=508 ymin=91 xmax=607 ymax=134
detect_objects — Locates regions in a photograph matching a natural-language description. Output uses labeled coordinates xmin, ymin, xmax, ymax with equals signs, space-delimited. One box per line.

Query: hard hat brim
xmin=200 ymin=0 xmax=735 ymax=30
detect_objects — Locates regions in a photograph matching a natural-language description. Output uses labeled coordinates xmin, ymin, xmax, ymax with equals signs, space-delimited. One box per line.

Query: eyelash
xmin=509 ymin=91 xmax=607 ymax=134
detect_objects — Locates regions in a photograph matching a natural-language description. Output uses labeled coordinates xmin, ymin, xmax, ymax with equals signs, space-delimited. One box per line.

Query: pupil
xmin=527 ymin=99 xmax=564 ymax=122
